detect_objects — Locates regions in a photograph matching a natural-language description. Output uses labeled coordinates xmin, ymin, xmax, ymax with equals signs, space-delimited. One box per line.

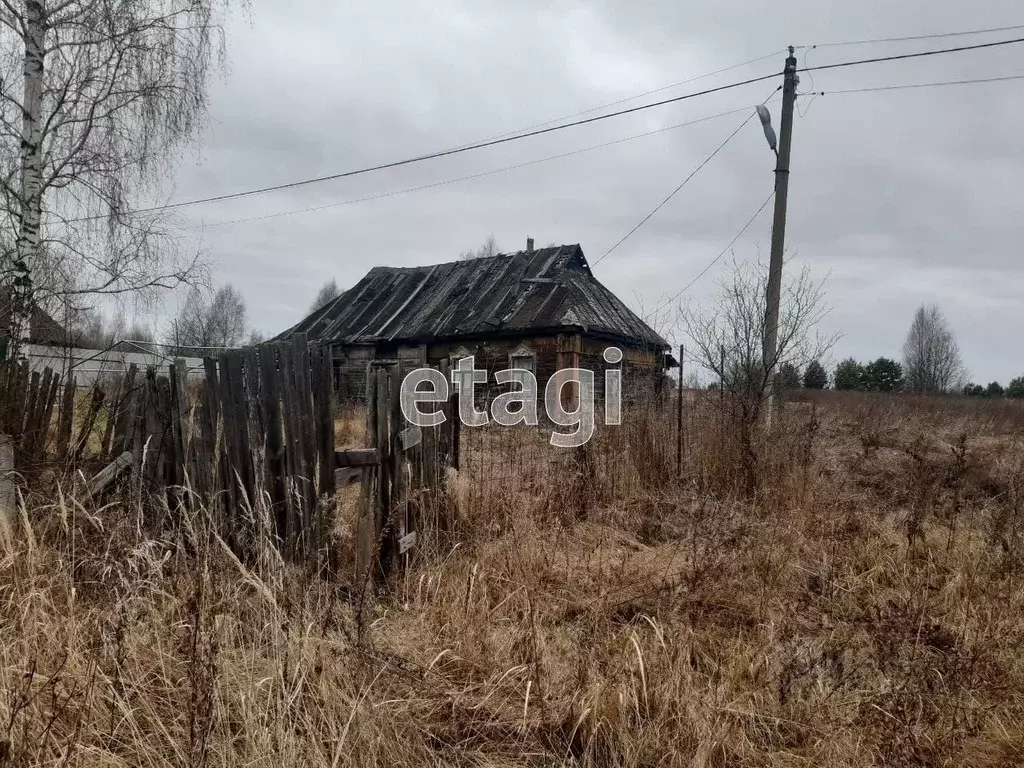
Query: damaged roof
xmin=284 ymin=244 xmax=669 ymax=350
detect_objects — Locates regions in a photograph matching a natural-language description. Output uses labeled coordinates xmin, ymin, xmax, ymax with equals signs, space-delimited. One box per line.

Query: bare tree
xmin=168 ymin=284 xmax=247 ymax=356
xmin=66 ymin=305 xmax=154 ymax=350
xmin=681 ymin=257 xmax=837 ymax=484
xmin=309 ymin=278 xmax=340 ymax=313
xmin=459 ymin=234 xmax=501 ymax=260
xmin=0 ymin=0 xmax=237 ymax=352
xmin=902 ymin=304 xmax=967 ymax=395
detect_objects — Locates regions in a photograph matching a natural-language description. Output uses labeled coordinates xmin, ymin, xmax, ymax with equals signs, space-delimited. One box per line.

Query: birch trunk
xmin=11 ymin=0 xmax=46 ymax=353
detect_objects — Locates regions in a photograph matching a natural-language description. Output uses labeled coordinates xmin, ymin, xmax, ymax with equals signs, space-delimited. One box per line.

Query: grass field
xmin=1 ymin=391 xmax=1023 ymax=766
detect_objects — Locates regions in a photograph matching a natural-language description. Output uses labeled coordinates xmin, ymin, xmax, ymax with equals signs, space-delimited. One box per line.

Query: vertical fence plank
xmin=389 ymin=364 xmax=407 ymax=571
xmin=200 ymin=357 xmax=223 ymax=513
xmin=22 ymin=368 xmax=50 ymax=465
xmin=74 ymin=384 xmax=105 ymax=462
xmin=356 ymin=364 xmax=379 ymax=589
xmin=221 ymin=351 xmax=251 ymax=539
xmin=100 ymin=373 xmax=122 ymax=463
xmin=154 ymin=376 xmax=172 ymax=487
xmin=35 ymin=369 xmax=59 ymax=467
xmin=132 ymin=370 xmax=153 ymax=482
xmin=13 ymin=362 xmax=29 ymax=445
xmin=243 ymin=347 xmax=265 ymax=510
xmin=375 ymin=365 xmax=392 ymax=576
xmin=314 ymin=346 xmax=335 ymax=496
xmin=258 ymin=344 xmax=286 ymax=544
xmin=311 ymin=345 xmax=335 ymax=572
xmin=291 ymin=333 xmax=316 ymax=535
xmin=167 ymin=364 xmax=182 ymax=488
xmin=170 ymin=359 xmax=190 ymax=487
xmin=21 ymin=370 xmax=40 ymax=458
xmin=112 ymin=365 xmax=137 ymax=456
xmin=278 ymin=342 xmax=301 ymax=557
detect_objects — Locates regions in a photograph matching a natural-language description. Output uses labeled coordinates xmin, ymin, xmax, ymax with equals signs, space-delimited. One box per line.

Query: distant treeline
xmin=776 ymin=357 xmax=1024 ymax=398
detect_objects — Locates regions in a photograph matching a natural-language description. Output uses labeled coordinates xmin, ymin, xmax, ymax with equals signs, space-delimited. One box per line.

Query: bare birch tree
xmin=168 ymin=283 xmax=246 ymax=356
xmin=680 ymin=257 xmax=837 ymax=486
xmin=309 ymin=278 xmax=340 ymax=313
xmin=459 ymin=234 xmax=501 ymax=260
xmin=0 ymin=0 xmax=237 ymax=351
xmin=902 ymin=304 xmax=967 ymax=394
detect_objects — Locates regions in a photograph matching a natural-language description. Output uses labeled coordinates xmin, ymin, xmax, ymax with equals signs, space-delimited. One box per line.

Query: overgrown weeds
xmin=1 ymin=391 xmax=1023 ymax=766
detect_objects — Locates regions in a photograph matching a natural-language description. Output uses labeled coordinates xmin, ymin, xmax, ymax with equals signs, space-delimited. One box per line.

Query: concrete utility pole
xmin=762 ymin=46 xmax=798 ymax=426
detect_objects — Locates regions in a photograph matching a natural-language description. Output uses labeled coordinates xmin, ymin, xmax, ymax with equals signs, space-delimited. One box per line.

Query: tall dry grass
xmin=2 ymin=391 xmax=1024 ymax=766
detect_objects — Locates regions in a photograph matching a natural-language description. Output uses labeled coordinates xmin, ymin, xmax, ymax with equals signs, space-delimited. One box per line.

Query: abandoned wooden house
xmin=282 ymin=242 xmax=674 ymax=401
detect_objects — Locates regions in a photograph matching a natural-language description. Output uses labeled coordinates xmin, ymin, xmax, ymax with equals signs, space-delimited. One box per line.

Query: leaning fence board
xmin=88 ymin=452 xmax=134 ymax=497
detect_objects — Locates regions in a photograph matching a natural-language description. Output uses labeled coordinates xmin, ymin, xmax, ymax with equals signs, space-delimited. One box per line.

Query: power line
xmin=69 ymin=71 xmax=782 ymax=222
xmin=185 ymin=105 xmax=754 ymax=230
xmin=803 ymin=23 xmax=1024 ymax=49
xmin=592 ymin=106 xmax=765 ymax=268
xmin=453 ymin=50 xmax=785 ymax=148
xmin=801 ymin=35 xmax=1024 ymax=75
xmin=655 ymin=192 xmax=775 ymax=310
xmin=809 ymin=72 xmax=1024 ymax=95
xmin=69 ymin=34 xmax=1024 ymax=222
xmin=180 ymin=70 xmax=1024 ymax=230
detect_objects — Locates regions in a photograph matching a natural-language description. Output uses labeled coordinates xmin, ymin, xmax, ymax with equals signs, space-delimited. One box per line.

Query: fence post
xmin=677 ymin=343 xmax=684 ymax=477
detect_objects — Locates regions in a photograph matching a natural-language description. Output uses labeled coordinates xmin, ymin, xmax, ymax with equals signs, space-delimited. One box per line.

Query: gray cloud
xmin=154 ymin=0 xmax=1024 ymax=383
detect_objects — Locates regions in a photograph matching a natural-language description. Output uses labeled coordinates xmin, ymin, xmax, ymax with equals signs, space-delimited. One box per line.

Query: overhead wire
xmin=807 ymin=72 xmax=1024 ymax=95
xmin=183 ymin=68 xmax=1024 ymax=231
xmin=450 ymin=49 xmax=786 ymax=149
xmin=68 ymin=71 xmax=784 ymax=222
xmin=60 ymin=34 xmax=1024 ymax=224
xmin=801 ymin=23 xmax=1024 ymax=49
xmin=591 ymin=86 xmax=779 ymax=268
xmin=799 ymin=35 xmax=1024 ymax=76
xmin=654 ymin=191 xmax=775 ymax=310
xmin=185 ymin=104 xmax=755 ymax=230
xmin=590 ymin=111 xmax=758 ymax=267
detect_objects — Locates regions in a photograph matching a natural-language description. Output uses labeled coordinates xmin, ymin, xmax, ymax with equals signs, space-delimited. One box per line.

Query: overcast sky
xmin=155 ymin=0 xmax=1024 ymax=383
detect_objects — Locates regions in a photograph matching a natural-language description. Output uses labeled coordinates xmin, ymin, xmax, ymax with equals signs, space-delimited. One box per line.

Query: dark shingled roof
xmin=284 ymin=244 xmax=668 ymax=350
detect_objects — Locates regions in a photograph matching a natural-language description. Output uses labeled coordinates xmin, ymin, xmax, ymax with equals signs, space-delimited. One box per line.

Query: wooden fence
xmin=354 ymin=360 xmax=458 ymax=587
xmin=0 ymin=334 xmax=459 ymax=579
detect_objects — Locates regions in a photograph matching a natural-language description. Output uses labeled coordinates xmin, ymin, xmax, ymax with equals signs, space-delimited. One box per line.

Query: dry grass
xmin=2 ymin=391 xmax=1024 ymax=766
